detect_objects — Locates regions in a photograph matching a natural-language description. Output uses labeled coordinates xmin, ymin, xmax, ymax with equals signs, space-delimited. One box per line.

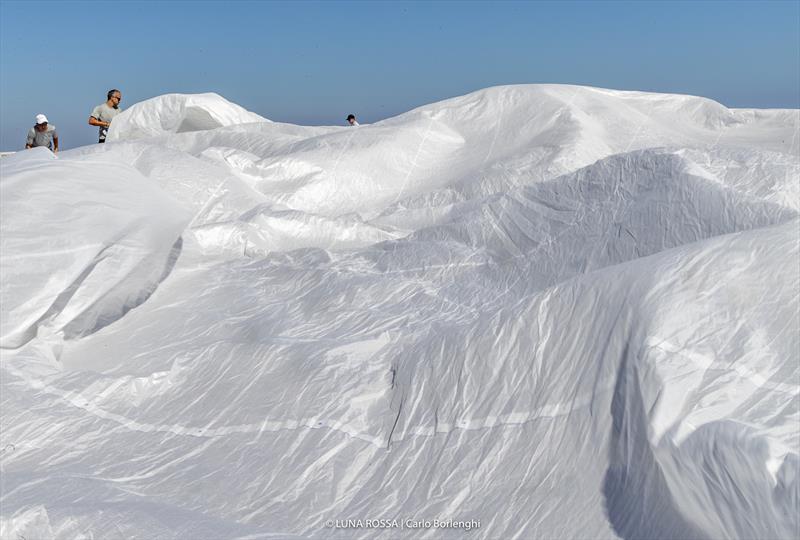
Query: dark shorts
xmin=98 ymin=139 xmax=106 ymax=144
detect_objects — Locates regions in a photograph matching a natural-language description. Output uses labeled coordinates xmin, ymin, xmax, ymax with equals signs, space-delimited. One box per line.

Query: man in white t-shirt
xmin=346 ymin=114 xmax=359 ymax=126
xmin=26 ymin=114 xmax=58 ymax=153
xmin=89 ymin=89 xmax=123 ymax=143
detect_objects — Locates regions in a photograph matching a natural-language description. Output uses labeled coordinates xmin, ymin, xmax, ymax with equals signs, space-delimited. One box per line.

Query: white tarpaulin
xmin=1 ymin=86 xmax=798 ymax=539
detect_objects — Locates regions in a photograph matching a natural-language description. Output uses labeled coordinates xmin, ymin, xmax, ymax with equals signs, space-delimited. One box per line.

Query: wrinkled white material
xmin=106 ymin=92 xmax=268 ymax=142
xmin=1 ymin=84 xmax=798 ymax=539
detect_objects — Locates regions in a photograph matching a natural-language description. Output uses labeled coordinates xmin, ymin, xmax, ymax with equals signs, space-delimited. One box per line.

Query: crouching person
xmin=26 ymin=114 xmax=58 ymax=154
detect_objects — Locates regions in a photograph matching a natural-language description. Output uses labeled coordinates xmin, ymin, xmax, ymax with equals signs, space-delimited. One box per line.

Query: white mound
xmin=1 ymin=84 xmax=798 ymax=539
xmin=106 ymin=92 xmax=268 ymax=142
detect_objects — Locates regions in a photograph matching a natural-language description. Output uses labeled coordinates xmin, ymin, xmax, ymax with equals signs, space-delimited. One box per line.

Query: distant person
xmin=346 ymin=114 xmax=359 ymax=126
xmin=88 ymin=89 xmax=123 ymax=143
xmin=26 ymin=114 xmax=58 ymax=153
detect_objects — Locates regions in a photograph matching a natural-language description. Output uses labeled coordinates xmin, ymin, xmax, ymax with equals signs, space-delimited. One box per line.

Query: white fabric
xmin=1 ymin=84 xmax=798 ymax=539
xmin=105 ymin=92 xmax=268 ymax=142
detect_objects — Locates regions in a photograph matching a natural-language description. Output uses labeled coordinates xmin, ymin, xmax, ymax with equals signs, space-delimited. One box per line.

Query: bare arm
xmin=88 ymin=116 xmax=110 ymax=128
xmin=25 ymin=144 xmax=33 ymax=149
xmin=53 ymin=136 xmax=59 ymax=153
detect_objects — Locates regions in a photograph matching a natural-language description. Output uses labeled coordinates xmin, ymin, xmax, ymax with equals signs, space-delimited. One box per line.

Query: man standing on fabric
xmin=26 ymin=114 xmax=58 ymax=153
xmin=88 ymin=89 xmax=123 ymax=143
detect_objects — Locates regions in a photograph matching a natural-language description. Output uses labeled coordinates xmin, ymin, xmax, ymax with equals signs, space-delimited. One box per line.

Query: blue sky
xmin=1 ymin=0 xmax=798 ymax=150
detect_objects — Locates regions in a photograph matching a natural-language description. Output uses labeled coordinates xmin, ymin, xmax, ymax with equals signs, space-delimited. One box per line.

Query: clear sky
xmin=1 ymin=0 xmax=798 ymax=150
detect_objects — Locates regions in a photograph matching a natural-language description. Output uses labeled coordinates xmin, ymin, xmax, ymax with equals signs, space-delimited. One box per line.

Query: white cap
xmin=35 ymin=114 xmax=48 ymax=125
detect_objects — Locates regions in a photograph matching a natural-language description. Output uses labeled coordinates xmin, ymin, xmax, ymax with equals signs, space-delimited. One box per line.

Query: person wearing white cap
xmin=26 ymin=114 xmax=59 ymax=153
